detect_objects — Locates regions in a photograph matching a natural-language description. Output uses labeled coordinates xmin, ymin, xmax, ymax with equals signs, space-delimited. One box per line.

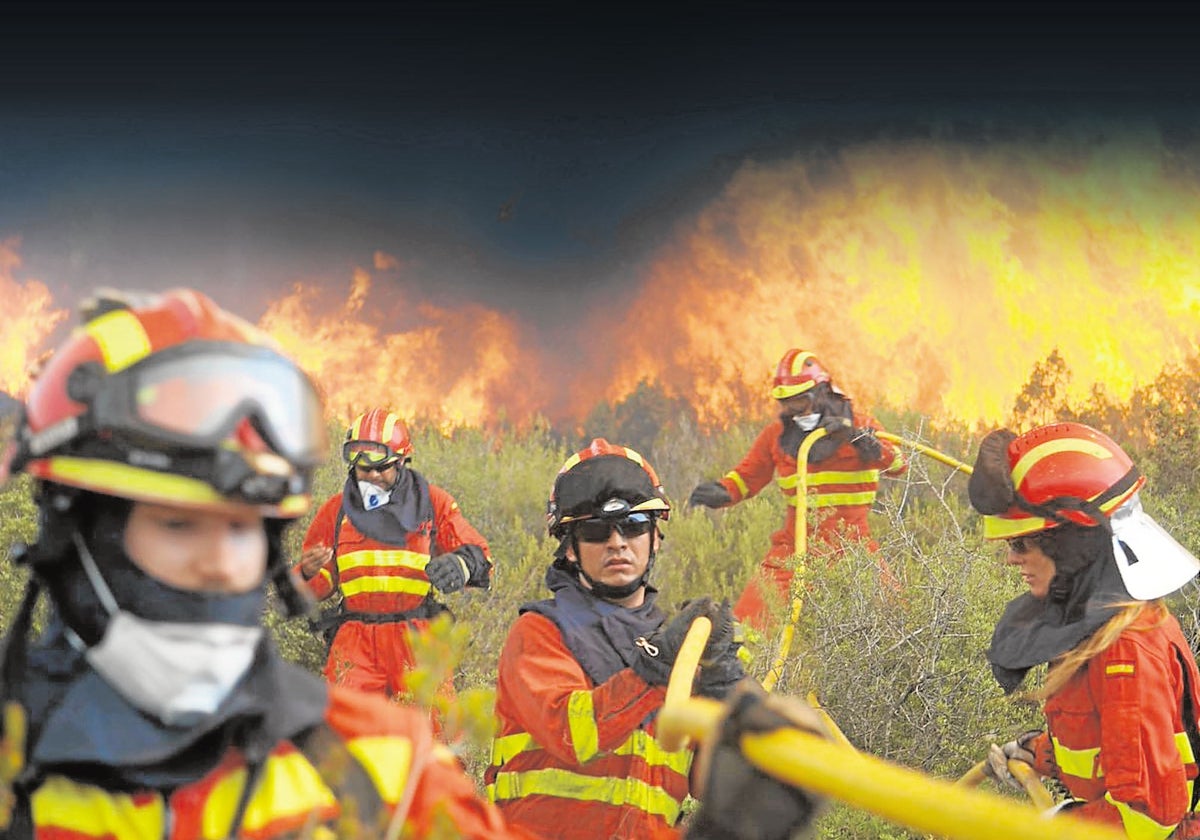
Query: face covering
xmin=71 ymin=531 xmax=263 ymax=727
xmin=358 ymin=480 xmax=391 ymax=510
xmin=793 ymin=413 xmax=822 ymax=432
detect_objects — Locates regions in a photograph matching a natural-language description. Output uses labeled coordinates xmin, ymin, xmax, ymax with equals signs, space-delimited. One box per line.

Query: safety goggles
xmin=573 ymin=512 xmax=655 ymax=543
xmin=89 ymin=341 xmax=326 ymax=465
xmin=342 ymin=439 xmax=401 ymax=467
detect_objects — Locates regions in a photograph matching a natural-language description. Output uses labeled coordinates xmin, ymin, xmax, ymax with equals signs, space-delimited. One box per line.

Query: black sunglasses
xmin=573 ymin=513 xmax=654 ymax=543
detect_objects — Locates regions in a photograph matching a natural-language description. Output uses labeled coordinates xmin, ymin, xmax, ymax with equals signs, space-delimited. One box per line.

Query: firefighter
xmin=969 ymin=422 xmax=1200 ymax=838
xmin=296 ymin=407 xmax=493 ymax=701
xmin=0 ymin=289 xmax=831 ymax=840
xmin=486 ymin=438 xmax=758 ymax=839
xmin=688 ymin=349 xmax=906 ymax=628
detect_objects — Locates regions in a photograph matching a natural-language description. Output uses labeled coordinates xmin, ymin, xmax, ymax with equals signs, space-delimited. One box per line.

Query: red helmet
xmin=1 ymin=288 xmax=326 ymax=518
xmin=770 ymin=349 xmax=832 ymax=400
xmin=970 ymin=422 xmax=1144 ymax=540
xmin=547 ymin=438 xmax=670 ymax=537
xmin=343 ymin=408 xmax=413 ymax=467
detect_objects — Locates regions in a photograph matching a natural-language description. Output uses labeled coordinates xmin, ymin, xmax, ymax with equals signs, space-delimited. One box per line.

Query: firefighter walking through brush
xmin=688 ymin=349 xmax=906 ymax=629
xmin=0 ymin=289 xmax=832 ymax=840
xmin=296 ymin=407 xmax=493 ymax=702
xmin=487 ymin=439 xmax=827 ymax=839
xmin=970 ymin=422 xmax=1200 ymax=839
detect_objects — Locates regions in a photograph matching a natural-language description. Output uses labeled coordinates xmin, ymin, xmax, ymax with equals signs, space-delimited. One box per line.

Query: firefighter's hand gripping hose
xmin=658 ymin=693 xmax=1127 ymax=840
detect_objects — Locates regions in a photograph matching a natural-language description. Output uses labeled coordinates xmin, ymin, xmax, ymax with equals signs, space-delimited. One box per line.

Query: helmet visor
xmin=342 ymin=439 xmax=400 ymax=467
xmin=93 ymin=342 xmax=326 ymax=465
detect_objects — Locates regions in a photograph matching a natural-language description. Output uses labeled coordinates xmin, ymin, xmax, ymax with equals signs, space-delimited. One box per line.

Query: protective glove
xmin=982 ymin=730 xmax=1040 ymax=793
xmin=630 ymin=597 xmax=720 ymax=687
xmin=689 ymin=681 xmax=828 ymax=840
xmin=850 ymin=427 xmax=883 ymax=462
xmin=818 ymin=415 xmax=852 ymax=436
xmin=689 ymin=481 xmax=732 ymax=509
xmin=426 ymin=552 xmax=470 ymax=594
xmin=694 ymin=600 xmax=747 ymax=700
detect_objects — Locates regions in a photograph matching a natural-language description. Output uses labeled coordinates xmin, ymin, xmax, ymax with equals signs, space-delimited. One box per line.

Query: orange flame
xmin=0 ymin=238 xmax=68 ymax=398
xmin=593 ymin=135 xmax=1200 ymax=426
xmin=259 ymin=263 xmax=549 ymax=428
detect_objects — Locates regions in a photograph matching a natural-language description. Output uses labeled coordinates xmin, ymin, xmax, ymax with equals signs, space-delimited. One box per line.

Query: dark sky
xmin=3 ymin=4 xmax=1197 ymax=325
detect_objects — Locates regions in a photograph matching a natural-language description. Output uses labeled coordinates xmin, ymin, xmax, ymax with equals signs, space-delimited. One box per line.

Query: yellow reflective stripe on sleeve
xmin=1177 ymin=730 xmax=1196 ymax=764
xmin=1106 ymin=663 xmax=1135 ymax=676
xmin=1051 ymin=737 xmax=1100 ymax=780
xmin=724 ymin=470 xmax=749 ymax=497
xmin=87 ymin=308 xmax=152 ymax=372
xmin=806 ymin=469 xmax=881 ymax=486
xmin=568 ymin=690 xmax=600 ymax=763
xmin=345 ymin=735 xmax=414 ymax=806
xmin=31 ymin=776 xmax=164 ymax=836
xmin=487 ymin=769 xmax=684 ymax=823
xmin=1105 ymin=791 xmax=1175 ymax=840
xmin=204 ymin=751 xmax=338 ymax=836
xmin=338 ymin=549 xmax=431 ymax=572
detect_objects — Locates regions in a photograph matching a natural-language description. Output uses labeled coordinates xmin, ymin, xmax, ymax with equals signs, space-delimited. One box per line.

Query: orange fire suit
xmin=303 ymin=485 xmax=491 ymax=696
xmin=15 ymin=684 xmax=539 ymax=839
xmin=1023 ymin=606 xmax=1200 ymax=839
xmin=718 ymin=413 xmax=906 ymax=626
xmin=486 ymin=608 xmax=694 ymax=839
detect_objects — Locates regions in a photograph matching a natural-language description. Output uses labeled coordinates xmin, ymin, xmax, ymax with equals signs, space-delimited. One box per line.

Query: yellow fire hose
xmin=876 ymin=431 xmax=974 ymax=475
xmin=658 ymin=696 xmax=1126 ymax=840
xmin=660 ymin=616 xmax=713 ymax=751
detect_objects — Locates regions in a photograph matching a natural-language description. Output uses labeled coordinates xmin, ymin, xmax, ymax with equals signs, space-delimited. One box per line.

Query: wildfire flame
xmin=3 ymin=134 xmax=1199 ymax=431
xmin=0 ymin=238 xmax=67 ymax=398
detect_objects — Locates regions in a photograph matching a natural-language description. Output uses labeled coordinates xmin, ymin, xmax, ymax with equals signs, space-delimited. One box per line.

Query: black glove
xmin=689 ymin=482 xmax=732 ymax=509
xmin=689 ymin=681 xmax=829 ymax=840
xmin=818 ymin=415 xmax=852 ymax=436
xmin=426 ymin=552 xmax=470 ymax=594
xmin=694 ymin=600 xmax=746 ymax=700
xmin=850 ymin=427 xmax=883 ymax=462
xmin=629 ymin=598 xmax=718 ymax=687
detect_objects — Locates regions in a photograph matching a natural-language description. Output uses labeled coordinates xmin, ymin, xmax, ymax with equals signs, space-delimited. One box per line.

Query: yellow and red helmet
xmin=547 ymin=438 xmax=670 ymax=537
xmin=2 ymin=288 xmax=326 ymax=518
xmin=970 ymin=422 xmax=1145 ymax=540
xmin=770 ymin=349 xmax=832 ymax=400
xmin=343 ymin=408 xmax=413 ymax=468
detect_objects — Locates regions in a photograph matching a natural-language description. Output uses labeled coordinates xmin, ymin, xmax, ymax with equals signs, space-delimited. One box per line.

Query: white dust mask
xmin=358 ymin=480 xmax=391 ymax=510
xmin=793 ymin=413 xmax=822 ymax=432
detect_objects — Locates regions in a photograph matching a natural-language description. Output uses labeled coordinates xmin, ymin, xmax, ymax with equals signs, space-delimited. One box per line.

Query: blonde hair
xmin=1029 ymin=600 xmax=1168 ymax=701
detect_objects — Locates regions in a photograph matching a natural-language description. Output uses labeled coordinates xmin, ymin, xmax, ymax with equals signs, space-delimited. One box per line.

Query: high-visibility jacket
xmin=1026 ymin=607 xmax=1200 ymax=840
xmin=18 ymin=685 xmax=539 ymax=840
xmin=302 ymin=485 xmax=490 ymax=695
xmin=717 ymin=412 xmax=906 ymax=563
xmin=486 ymin=610 xmax=693 ymax=839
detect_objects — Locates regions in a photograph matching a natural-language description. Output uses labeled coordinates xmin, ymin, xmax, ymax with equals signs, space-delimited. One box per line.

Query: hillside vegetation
xmin=3 ymin=348 xmax=1200 ymax=839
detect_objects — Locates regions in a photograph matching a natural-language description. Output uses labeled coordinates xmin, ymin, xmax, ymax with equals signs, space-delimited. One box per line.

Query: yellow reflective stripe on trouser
xmin=724 ymin=470 xmax=749 ymax=497
xmin=1105 ymin=792 xmax=1175 ymax=840
xmin=31 ymin=775 xmax=164 ymax=836
xmin=568 ymin=690 xmax=600 ymax=763
xmin=487 ymin=769 xmax=684 ymax=823
xmin=490 ymin=729 xmax=692 ymax=776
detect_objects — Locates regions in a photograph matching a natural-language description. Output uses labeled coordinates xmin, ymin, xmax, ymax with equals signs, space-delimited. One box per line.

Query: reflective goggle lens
xmin=342 ymin=440 xmax=398 ymax=467
xmin=119 ymin=347 xmax=325 ymax=463
xmin=574 ymin=513 xmax=654 ymax=543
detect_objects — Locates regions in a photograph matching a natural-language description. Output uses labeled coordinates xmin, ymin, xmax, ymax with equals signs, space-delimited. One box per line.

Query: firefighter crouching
xmin=971 ymin=422 xmax=1200 ymax=839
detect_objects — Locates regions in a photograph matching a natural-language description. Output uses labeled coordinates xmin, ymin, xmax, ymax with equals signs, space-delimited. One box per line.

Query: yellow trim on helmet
xmin=85 ymin=308 xmax=153 ymax=373
xmin=1010 ymin=438 xmax=1115 ymax=488
xmin=29 ymin=456 xmax=310 ymax=518
xmin=981 ymin=481 xmax=1142 ymax=540
xmin=770 ymin=379 xmax=817 ymax=401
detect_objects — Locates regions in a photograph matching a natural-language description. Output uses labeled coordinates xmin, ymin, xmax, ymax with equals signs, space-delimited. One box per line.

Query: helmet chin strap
xmin=568 ymin=530 xmax=658 ymax=601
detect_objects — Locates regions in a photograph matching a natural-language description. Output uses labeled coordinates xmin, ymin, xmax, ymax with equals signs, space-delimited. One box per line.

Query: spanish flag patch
xmin=1105 ymin=661 xmax=1136 ymax=677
